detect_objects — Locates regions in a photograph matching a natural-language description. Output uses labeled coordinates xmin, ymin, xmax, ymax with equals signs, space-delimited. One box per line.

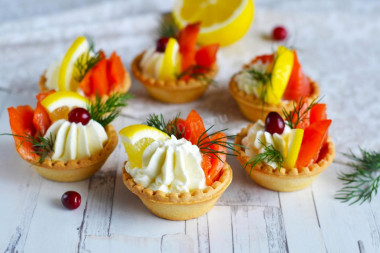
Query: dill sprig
xmin=73 ymin=38 xmax=104 ymax=82
xmin=335 ymin=148 xmax=380 ymax=205
xmin=1 ymin=133 xmax=55 ymax=164
xmin=176 ymin=65 xmax=217 ymax=86
xmin=88 ymin=92 xmax=133 ymax=127
xmin=197 ymin=125 xmax=243 ymax=160
xmin=157 ymin=13 xmax=178 ymax=39
xmin=282 ymin=96 xmax=321 ymax=129
xmin=146 ymin=113 xmax=183 ymax=137
xmin=247 ymin=68 xmax=272 ymax=104
xmin=245 ymin=140 xmax=284 ymax=175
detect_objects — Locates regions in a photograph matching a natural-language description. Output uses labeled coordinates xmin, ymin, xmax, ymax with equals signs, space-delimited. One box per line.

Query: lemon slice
xmin=41 ymin=91 xmax=89 ymax=114
xmin=159 ymin=38 xmax=180 ymax=81
xmin=119 ymin=125 xmax=169 ymax=168
xmin=173 ymin=0 xmax=254 ymax=46
xmin=58 ymin=36 xmax=90 ymax=91
xmin=267 ymin=46 xmax=294 ymax=105
xmin=283 ymin=128 xmax=304 ymax=169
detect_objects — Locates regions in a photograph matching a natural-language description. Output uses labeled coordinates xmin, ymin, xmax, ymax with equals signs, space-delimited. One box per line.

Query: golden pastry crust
xmin=229 ymin=75 xmax=320 ymax=122
xmin=131 ymin=52 xmax=218 ymax=104
xmin=17 ymin=124 xmax=118 ymax=182
xmin=39 ymin=72 xmax=132 ymax=100
xmin=122 ymin=162 xmax=232 ymax=220
xmin=234 ymin=124 xmax=335 ymax=192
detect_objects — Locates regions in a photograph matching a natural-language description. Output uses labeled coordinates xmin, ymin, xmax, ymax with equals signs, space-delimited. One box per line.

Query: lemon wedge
xmin=119 ymin=125 xmax=169 ymax=168
xmin=159 ymin=38 xmax=180 ymax=81
xmin=41 ymin=91 xmax=89 ymax=114
xmin=266 ymin=46 xmax=294 ymax=105
xmin=173 ymin=0 xmax=254 ymax=46
xmin=58 ymin=36 xmax=90 ymax=91
xmin=283 ymin=128 xmax=304 ymax=169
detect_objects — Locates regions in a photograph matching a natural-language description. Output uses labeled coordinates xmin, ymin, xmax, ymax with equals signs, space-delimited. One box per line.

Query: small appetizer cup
xmin=17 ymin=124 xmax=118 ymax=182
xmin=122 ymin=161 xmax=232 ymax=220
xmin=229 ymin=77 xmax=320 ymax=122
xmin=39 ymin=72 xmax=132 ymax=101
xmin=234 ymin=124 xmax=335 ymax=192
xmin=131 ymin=52 xmax=218 ymax=104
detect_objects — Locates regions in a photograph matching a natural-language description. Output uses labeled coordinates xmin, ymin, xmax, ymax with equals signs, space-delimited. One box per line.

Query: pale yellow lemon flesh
xmin=173 ymin=0 xmax=254 ymax=46
xmin=40 ymin=91 xmax=89 ymax=114
xmin=58 ymin=36 xmax=89 ymax=91
xmin=119 ymin=125 xmax=169 ymax=168
xmin=266 ymin=46 xmax=294 ymax=105
xmin=159 ymin=38 xmax=180 ymax=81
xmin=283 ymin=128 xmax=304 ymax=169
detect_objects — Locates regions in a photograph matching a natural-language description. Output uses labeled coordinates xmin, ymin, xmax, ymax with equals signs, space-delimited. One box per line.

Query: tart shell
xmin=234 ymin=124 xmax=335 ymax=192
xmin=39 ymin=72 xmax=132 ymax=100
xmin=229 ymin=76 xmax=320 ymax=122
xmin=17 ymin=124 xmax=118 ymax=182
xmin=131 ymin=52 xmax=218 ymax=104
xmin=122 ymin=161 xmax=232 ymax=220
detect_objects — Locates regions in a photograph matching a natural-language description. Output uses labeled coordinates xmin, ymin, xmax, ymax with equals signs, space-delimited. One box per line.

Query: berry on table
xmin=265 ymin=112 xmax=285 ymax=135
xmin=68 ymin=108 xmax=91 ymax=125
xmin=61 ymin=191 xmax=81 ymax=210
xmin=272 ymin=26 xmax=288 ymax=41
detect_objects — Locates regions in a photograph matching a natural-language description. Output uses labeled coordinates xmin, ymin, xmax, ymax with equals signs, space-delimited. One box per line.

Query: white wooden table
xmin=1 ymin=1 xmax=380 ymax=252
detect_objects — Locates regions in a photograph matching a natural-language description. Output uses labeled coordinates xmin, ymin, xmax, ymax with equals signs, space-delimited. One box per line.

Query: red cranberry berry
xmin=265 ymin=112 xmax=285 ymax=135
xmin=156 ymin=37 xmax=169 ymax=52
xmin=68 ymin=108 xmax=91 ymax=125
xmin=272 ymin=26 xmax=288 ymax=41
xmin=61 ymin=191 xmax=81 ymax=210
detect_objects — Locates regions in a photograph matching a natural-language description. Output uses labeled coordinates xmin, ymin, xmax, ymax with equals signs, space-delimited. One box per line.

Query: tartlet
xmin=229 ymin=46 xmax=320 ymax=122
xmin=234 ymin=123 xmax=335 ymax=192
xmin=119 ymin=110 xmax=235 ymax=220
xmin=122 ymin=161 xmax=232 ymax=220
xmin=132 ymin=23 xmax=219 ymax=104
xmin=229 ymin=77 xmax=320 ymax=122
xmin=131 ymin=52 xmax=218 ymax=103
xmin=6 ymin=89 xmax=129 ymax=182
xmin=22 ymin=124 xmax=118 ymax=182
xmin=40 ymin=36 xmax=131 ymax=100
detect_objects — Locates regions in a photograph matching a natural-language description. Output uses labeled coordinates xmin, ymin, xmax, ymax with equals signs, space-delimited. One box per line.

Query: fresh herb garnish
xmin=247 ymin=68 xmax=272 ymax=108
xmin=1 ymin=133 xmax=55 ymax=164
xmin=157 ymin=13 xmax=178 ymax=39
xmin=282 ymin=96 xmax=321 ymax=129
xmin=245 ymin=140 xmax=284 ymax=175
xmin=73 ymin=38 xmax=104 ymax=82
xmin=197 ymin=125 xmax=242 ymax=160
xmin=176 ymin=65 xmax=216 ymax=86
xmin=146 ymin=113 xmax=182 ymax=137
xmin=88 ymin=92 xmax=133 ymax=127
xmin=335 ymin=148 xmax=380 ymax=205
xmin=146 ymin=114 xmax=241 ymax=158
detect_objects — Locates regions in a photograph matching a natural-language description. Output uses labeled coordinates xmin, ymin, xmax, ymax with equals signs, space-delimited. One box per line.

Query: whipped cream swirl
xmin=44 ymin=119 xmax=108 ymax=162
xmin=242 ymin=120 xmax=291 ymax=168
xmin=125 ymin=135 xmax=206 ymax=193
xmin=234 ymin=60 xmax=270 ymax=97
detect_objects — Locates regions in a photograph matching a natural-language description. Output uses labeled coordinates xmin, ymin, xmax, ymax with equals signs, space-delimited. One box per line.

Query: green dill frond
xmin=88 ymin=92 xmax=133 ymax=127
xmin=1 ymin=133 xmax=55 ymax=164
xmin=157 ymin=13 xmax=178 ymax=39
xmin=245 ymin=140 xmax=284 ymax=175
xmin=197 ymin=125 xmax=243 ymax=161
xmin=282 ymin=96 xmax=321 ymax=129
xmin=146 ymin=113 xmax=182 ymax=137
xmin=335 ymin=148 xmax=380 ymax=205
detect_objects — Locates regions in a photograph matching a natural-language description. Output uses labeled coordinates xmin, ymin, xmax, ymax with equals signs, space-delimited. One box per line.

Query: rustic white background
xmin=1 ymin=0 xmax=380 ymax=252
